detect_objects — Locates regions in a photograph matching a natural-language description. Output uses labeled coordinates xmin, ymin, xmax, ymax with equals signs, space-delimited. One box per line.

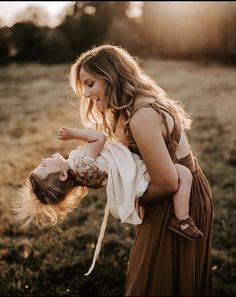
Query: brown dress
xmin=125 ymin=101 xmax=214 ymax=296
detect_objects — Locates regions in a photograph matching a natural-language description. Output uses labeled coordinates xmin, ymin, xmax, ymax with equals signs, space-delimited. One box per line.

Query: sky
xmin=0 ymin=1 xmax=75 ymax=27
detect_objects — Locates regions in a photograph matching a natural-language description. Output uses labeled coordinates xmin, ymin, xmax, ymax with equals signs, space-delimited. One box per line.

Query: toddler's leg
xmin=168 ymin=163 xmax=203 ymax=241
xmin=173 ymin=163 xmax=192 ymax=221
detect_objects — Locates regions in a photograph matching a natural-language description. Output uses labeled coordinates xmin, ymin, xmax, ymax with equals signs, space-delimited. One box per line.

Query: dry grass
xmin=0 ymin=59 xmax=235 ymax=296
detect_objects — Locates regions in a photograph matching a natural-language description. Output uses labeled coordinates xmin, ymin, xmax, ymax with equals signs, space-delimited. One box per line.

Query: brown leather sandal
xmin=168 ymin=215 xmax=203 ymax=241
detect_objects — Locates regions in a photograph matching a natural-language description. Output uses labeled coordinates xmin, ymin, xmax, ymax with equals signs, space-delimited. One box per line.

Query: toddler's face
xmin=32 ymin=153 xmax=68 ymax=179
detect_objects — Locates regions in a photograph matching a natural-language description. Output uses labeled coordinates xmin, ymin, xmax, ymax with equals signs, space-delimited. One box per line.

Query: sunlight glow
xmin=0 ymin=1 xmax=75 ymax=27
xmin=160 ymin=1 xmax=202 ymax=14
xmin=127 ymin=1 xmax=143 ymax=18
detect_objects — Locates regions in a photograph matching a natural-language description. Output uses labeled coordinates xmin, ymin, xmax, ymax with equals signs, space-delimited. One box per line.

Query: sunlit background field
xmin=0 ymin=2 xmax=236 ymax=296
xmin=0 ymin=59 xmax=235 ymax=296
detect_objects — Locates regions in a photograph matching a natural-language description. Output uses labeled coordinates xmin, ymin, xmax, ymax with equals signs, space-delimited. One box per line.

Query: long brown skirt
xmin=125 ymin=154 xmax=214 ymax=296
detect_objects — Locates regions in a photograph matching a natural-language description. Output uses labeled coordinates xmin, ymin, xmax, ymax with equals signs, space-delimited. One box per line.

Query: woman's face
xmin=79 ymin=67 xmax=108 ymax=112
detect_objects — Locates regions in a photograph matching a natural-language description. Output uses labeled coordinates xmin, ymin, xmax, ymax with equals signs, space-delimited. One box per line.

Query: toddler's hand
xmin=57 ymin=126 xmax=74 ymax=141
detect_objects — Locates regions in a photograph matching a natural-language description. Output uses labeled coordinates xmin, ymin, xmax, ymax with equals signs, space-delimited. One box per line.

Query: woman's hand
xmin=138 ymin=205 xmax=145 ymax=220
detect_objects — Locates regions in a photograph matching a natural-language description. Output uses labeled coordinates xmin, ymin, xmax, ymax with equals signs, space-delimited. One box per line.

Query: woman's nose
xmin=83 ymin=88 xmax=90 ymax=99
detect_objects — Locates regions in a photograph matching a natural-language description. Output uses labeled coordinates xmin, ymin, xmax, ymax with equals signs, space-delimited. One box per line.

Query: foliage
xmin=10 ymin=22 xmax=46 ymax=63
xmin=1 ymin=2 xmax=236 ymax=65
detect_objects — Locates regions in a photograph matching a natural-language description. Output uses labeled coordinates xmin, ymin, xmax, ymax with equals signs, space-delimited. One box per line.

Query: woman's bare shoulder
xmin=130 ymin=96 xmax=163 ymax=131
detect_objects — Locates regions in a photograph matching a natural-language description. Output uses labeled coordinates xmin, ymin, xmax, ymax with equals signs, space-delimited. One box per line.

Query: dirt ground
xmin=0 ymin=59 xmax=236 ymax=296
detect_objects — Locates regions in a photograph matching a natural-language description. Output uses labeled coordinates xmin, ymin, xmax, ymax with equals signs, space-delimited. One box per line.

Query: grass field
xmin=0 ymin=59 xmax=235 ymax=296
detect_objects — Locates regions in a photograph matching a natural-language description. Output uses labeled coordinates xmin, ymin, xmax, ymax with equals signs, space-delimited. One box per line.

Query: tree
xmin=0 ymin=27 xmax=11 ymax=65
xmin=10 ymin=22 xmax=45 ymax=62
xmin=58 ymin=1 xmax=132 ymax=56
xmin=42 ymin=28 xmax=72 ymax=63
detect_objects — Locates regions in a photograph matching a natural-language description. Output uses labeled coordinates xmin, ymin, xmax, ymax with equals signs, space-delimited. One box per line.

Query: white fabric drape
xmin=85 ymin=141 xmax=149 ymax=276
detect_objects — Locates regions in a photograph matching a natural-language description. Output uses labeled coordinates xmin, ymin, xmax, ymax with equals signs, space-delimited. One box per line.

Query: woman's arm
xmin=57 ymin=126 xmax=106 ymax=159
xmin=130 ymin=107 xmax=179 ymax=205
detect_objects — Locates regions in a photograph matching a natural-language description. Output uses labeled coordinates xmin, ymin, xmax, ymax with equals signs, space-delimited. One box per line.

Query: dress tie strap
xmin=84 ymin=202 xmax=110 ymax=276
xmin=150 ymin=102 xmax=179 ymax=163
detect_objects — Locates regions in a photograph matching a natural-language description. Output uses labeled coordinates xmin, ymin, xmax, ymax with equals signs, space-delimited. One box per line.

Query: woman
xmin=69 ymin=44 xmax=214 ymax=296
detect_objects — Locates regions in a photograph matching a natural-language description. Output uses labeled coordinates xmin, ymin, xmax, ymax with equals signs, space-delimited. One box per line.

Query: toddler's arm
xmin=58 ymin=126 xmax=106 ymax=159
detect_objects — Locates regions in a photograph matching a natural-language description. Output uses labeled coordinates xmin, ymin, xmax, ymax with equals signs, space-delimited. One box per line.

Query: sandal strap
xmin=179 ymin=217 xmax=203 ymax=238
xmin=179 ymin=217 xmax=195 ymax=226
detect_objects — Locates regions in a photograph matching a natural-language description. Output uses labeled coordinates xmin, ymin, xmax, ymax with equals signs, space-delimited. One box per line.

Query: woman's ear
xmin=59 ymin=170 xmax=68 ymax=181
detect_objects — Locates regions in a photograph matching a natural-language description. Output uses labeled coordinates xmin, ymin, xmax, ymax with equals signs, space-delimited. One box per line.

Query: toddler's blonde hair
xmin=12 ymin=173 xmax=87 ymax=229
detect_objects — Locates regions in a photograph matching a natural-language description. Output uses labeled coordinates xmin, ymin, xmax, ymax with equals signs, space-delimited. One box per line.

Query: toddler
xmin=14 ymin=126 xmax=203 ymax=275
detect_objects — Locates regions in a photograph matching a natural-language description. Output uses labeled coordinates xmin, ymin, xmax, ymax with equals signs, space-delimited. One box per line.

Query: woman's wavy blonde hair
xmin=12 ymin=171 xmax=87 ymax=229
xmin=69 ymin=44 xmax=191 ymax=143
